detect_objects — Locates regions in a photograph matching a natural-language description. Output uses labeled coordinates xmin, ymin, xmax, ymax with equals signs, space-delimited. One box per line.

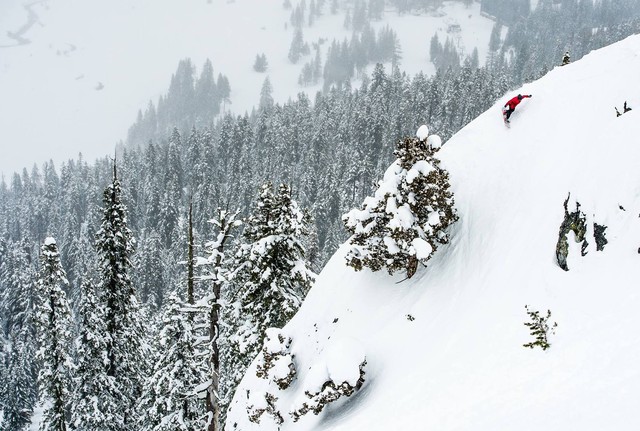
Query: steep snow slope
xmin=227 ymin=34 xmax=640 ymax=431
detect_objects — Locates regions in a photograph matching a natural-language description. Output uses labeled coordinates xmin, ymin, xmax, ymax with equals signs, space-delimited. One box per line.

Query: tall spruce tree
xmin=69 ymin=279 xmax=115 ymax=431
xmin=35 ymin=237 xmax=73 ymax=431
xmin=0 ymin=240 xmax=38 ymax=430
xmin=94 ymin=162 xmax=146 ymax=430
xmin=224 ymin=183 xmax=315 ymax=406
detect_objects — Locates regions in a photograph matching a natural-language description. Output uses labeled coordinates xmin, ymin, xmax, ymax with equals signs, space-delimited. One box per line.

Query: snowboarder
xmin=502 ymin=94 xmax=532 ymax=124
xmin=561 ymin=51 xmax=571 ymax=66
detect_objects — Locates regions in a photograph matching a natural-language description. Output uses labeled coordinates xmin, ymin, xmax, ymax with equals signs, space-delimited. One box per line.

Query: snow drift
xmin=226 ymin=34 xmax=640 ymax=431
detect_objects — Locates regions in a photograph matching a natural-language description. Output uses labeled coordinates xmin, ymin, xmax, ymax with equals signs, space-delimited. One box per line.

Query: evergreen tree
xmin=523 ymin=305 xmax=557 ymax=351
xmin=195 ymin=58 xmax=219 ymax=125
xmin=259 ymin=77 xmax=274 ymax=111
xmin=288 ymin=28 xmax=305 ymax=64
xmin=253 ymin=53 xmax=268 ymax=73
xmin=69 ymin=279 xmax=115 ymax=431
xmin=94 ymin=163 xmax=146 ymax=430
xmin=217 ymin=74 xmax=231 ymax=111
xmin=35 ymin=237 xmax=73 ymax=431
xmin=0 ymin=240 xmax=38 ymax=430
xmin=344 ymin=127 xmax=458 ymax=278
xmin=226 ymin=183 xmax=315 ymax=392
xmin=137 ymin=292 xmax=206 ymax=431
xmin=3 ymin=328 xmax=38 ymax=430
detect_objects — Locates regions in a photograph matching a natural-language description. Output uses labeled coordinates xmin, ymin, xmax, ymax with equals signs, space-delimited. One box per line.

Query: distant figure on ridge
xmin=561 ymin=51 xmax=571 ymax=66
xmin=502 ymin=94 xmax=532 ymax=125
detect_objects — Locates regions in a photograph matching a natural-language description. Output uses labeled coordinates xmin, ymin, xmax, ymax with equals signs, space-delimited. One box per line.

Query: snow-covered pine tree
xmin=3 ymin=328 xmax=38 ymax=430
xmin=343 ymin=126 xmax=458 ymax=278
xmin=69 ymin=279 xmax=116 ymax=431
xmin=137 ymin=292 xmax=206 ymax=431
xmin=35 ymin=237 xmax=73 ymax=431
xmin=0 ymin=239 xmax=39 ymax=430
xmin=94 ymin=162 xmax=147 ymax=430
xmin=224 ymin=183 xmax=315 ymax=402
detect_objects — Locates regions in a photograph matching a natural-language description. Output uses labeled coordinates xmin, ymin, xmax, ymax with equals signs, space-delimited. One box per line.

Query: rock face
xmin=556 ymin=194 xmax=588 ymax=271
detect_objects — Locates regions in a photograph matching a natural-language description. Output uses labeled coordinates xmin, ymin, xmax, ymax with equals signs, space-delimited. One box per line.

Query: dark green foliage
xmin=344 ymin=133 xmax=458 ymax=277
xmin=223 ymin=183 xmax=314 ymax=417
xmin=35 ymin=238 xmax=73 ymax=431
xmin=231 ymin=182 xmax=314 ymax=343
xmin=523 ymin=305 xmax=557 ymax=351
xmin=290 ymin=360 xmax=366 ymax=422
xmin=0 ymin=240 xmax=38 ymax=430
xmin=94 ymin=164 xmax=147 ymax=430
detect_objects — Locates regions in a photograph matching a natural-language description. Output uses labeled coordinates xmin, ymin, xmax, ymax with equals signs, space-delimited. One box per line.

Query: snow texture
xmin=416 ymin=124 xmax=429 ymax=141
xmin=427 ymin=134 xmax=443 ymax=150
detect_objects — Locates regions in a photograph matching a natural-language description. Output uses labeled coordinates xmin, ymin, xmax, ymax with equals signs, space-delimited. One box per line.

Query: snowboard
xmin=502 ymin=107 xmax=511 ymax=128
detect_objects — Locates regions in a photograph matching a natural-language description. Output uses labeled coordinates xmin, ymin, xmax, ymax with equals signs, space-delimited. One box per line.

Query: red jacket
xmin=505 ymin=94 xmax=531 ymax=110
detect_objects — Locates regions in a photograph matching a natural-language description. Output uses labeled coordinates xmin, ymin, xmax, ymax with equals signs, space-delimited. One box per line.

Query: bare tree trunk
xmin=206 ymin=209 xmax=238 ymax=431
xmin=187 ymin=199 xmax=195 ymax=305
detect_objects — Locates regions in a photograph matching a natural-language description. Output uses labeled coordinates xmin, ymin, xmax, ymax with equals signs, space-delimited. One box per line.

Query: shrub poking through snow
xmin=523 ymin=306 xmax=557 ymax=351
xmin=593 ymin=222 xmax=608 ymax=251
xmin=247 ymin=329 xmax=297 ymax=425
xmin=343 ymin=125 xmax=457 ymax=278
xmin=247 ymin=391 xmax=284 ymax=425
xmin=290 ymin=360 xmax=367 ymax=422
xmin=255 ymin=329 xmax=296 ymax=390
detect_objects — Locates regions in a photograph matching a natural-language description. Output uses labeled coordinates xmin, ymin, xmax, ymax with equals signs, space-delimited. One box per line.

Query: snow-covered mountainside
xmin=227 ymin=34 xmax=640 ymax=431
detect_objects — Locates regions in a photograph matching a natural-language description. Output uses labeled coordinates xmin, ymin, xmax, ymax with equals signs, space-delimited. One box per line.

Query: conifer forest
xmin=1 ymin=0 xmax=640 ymax=429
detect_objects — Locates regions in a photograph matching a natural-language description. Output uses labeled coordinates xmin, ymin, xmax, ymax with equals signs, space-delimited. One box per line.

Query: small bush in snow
xmin=247 ymin=391 xmax=284 ymax=425
xmin=523 ymin=306 xmax=557 ymax=351
xmin=255 ymin=329 xmax=296 ymax=390
xmin=290 ymin=360 xmax=367 ymax=422
xmin=247 ymin=330 xmax=296 ymax=425
xmin=343 ymin=126 xmax=457 ymax=278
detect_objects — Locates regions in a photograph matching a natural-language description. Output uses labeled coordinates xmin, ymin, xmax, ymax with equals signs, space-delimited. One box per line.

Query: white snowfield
xmin=227 ymin=34 xmax=640 ymax=431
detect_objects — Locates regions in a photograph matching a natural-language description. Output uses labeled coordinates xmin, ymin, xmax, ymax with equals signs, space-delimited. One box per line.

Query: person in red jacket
xmin=502 ymin=94 xmax=532 ymax=123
